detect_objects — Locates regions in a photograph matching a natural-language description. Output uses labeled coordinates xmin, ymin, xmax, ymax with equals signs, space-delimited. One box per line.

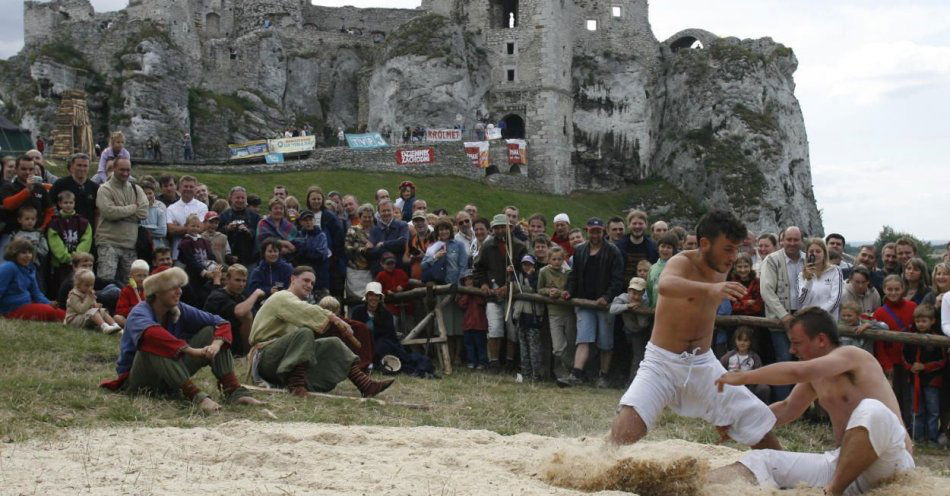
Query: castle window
xmin=507 ymin=69 xmax=516 ymax=82
xmin=612 ymin=6 xmax=622 ymax=17
xmin=489 ymin=0 xmax=519 ymax=29
xmin=506 ymin=42 xmax=515 ymax=55
xmin=586 ymin=20 xmax=598 ymax=31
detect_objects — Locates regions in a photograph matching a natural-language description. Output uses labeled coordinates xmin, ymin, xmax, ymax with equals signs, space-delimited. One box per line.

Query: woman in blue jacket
xmin=421 ymin=218 xmax=469 ymax=362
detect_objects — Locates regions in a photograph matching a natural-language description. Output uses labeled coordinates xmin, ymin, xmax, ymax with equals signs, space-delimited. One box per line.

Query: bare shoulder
xmin=663 ymin=252 xmax=698 ymax=275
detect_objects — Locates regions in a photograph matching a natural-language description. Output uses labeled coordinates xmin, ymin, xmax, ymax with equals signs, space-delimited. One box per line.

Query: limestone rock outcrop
xmin=0 ymin=0 xmax=823 ymax=234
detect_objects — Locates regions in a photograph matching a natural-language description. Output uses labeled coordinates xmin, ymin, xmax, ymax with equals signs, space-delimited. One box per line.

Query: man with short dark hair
xmin=368 ymin=199 xmax=409 ymax=273
xmin=895 ymin=238 xmax=916 ymax=268
xmin=825 ymin=233 xmax=854 ymax=267
xmin=204 ymin=264 xmax=266 ymax=357
xmin=606 ymin=216 xmax=625 ymax=245
xmin=248 ymin=265 xmax=394 ymax=398
xmin=855 ymin=245 xmax=885 ymax=295
xmin=0 ymin=154 xmax=54 ymax=236
xmin=881 ymin=242 xmax=900 ymax=276
xmin=157 ymin=175 xmax=179 ymax=207
xmin=712 ymin=307 xmax=914 ymax=495
xmin=609 ymin=210 xmax=780 ymax=451
xmin=558 ymin=217 xmax=624 ymax=388
xmin=51 ymin=153 xmax=98 ymax=223
xmin=504 ymin=205 xmax=528 ymax=242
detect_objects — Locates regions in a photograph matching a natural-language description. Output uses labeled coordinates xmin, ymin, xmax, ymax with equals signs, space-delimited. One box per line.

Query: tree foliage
xmin=873 ymin=225 xmax=934 ymax=263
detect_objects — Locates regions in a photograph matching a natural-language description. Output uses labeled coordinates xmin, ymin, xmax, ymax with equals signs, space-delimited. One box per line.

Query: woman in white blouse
xmin=798 ymin=238 xmax=843 ymax=320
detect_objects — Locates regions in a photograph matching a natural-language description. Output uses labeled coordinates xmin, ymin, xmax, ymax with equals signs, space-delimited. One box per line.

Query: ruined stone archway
xmin=501 ymin=114 xmax=525 ymax=139
xmin=664 ymin=29 xmax=718 ymax=53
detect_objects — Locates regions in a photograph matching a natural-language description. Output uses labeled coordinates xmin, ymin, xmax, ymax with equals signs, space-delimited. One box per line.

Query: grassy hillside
xmin=137 ymin=167 xmax=693 ymax=224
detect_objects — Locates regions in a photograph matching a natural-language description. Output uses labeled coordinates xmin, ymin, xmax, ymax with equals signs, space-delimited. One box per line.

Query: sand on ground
xmin=0 ymin=421 xmax=945 ymax=495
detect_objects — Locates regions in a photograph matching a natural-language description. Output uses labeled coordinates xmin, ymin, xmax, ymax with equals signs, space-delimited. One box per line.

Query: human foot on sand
xmin=199 ymin=397 xmax=222 ymax=412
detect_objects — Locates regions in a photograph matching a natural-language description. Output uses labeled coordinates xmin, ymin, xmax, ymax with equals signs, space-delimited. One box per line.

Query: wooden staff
xmin=245 ymin=385 xmax=430 ymax=410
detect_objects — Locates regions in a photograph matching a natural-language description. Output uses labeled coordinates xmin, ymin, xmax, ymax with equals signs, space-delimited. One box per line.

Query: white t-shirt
xmin=166 ymin=198 xmax=209 ymax=258
xmin=727 ymin=352 xmax=756 ymax=372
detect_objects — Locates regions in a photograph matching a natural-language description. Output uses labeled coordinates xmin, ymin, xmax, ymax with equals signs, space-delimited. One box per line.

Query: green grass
xmin=3 ymin=319 xmax=947 ymax=475
xmin=137 ymin=168 xmax=644 ymax=224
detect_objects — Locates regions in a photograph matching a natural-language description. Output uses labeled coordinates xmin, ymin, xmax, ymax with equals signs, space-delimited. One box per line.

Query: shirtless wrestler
xmin=609 ymin=210 xmax=781 ymax=450
xmin=711 ymin=307 xmax=914 ymax=495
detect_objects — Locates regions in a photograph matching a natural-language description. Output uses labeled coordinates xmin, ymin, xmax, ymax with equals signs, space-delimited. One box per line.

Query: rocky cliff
xmin=0 ymin=0 xmax=822 ymax=235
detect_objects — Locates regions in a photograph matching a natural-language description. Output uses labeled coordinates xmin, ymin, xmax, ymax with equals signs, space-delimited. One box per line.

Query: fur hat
xmin=143 ymin=266 xmax=189 ymax=298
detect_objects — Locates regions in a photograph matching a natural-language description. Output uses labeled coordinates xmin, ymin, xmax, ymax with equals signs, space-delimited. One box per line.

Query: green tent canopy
xmin=0 ymin=115 xmax=32 ymax=156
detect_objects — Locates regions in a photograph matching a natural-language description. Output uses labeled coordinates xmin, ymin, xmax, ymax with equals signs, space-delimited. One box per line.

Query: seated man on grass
xmin=711 ymin=306 xmax=914 ymax=495
xmin=100 ymin=267 xmax=262 ymax=412
xmin=248 ymin=265 xmax=394 ymax=398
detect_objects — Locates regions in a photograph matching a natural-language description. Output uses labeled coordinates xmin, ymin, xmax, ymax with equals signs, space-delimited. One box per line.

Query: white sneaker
xmin=102 ymin=323 xmax=122 ymax=335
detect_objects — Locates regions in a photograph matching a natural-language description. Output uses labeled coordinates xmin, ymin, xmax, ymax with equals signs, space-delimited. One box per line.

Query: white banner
xmin=425 ymin=128 xmax=463 ymax=142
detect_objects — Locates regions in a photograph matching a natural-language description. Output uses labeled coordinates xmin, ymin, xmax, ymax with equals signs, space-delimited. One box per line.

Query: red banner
xmin=464 ymin=141 xmax=490 ymax=169
xmin=395 ymin=147 xmax=436 ymax=165
xmin=507 ymin=140 xmax=527 ymax=165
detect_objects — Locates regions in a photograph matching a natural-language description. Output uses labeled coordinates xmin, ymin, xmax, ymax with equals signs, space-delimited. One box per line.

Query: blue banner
xmin=345 ymin=133 xmax=388 ymax=149
xmin=265 ymin=153 xmax=285 ymax=164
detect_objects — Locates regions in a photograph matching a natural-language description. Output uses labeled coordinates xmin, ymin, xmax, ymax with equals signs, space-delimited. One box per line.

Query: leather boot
xmin=347 ymin=361 xmax=394 ymax=398
xmin=286 ymin=363 xmax=310 ymax=397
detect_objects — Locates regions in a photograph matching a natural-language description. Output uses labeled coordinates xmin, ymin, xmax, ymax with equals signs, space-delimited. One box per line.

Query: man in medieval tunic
xmin=248 ymin=265 xmax=394 ymax=398
xmin=100 ymin=266 xmax=261 ymax=412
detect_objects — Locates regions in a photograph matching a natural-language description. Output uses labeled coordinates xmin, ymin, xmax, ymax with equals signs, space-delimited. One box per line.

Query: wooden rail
xmin=371 ymin=284 xmax=950 ymax=348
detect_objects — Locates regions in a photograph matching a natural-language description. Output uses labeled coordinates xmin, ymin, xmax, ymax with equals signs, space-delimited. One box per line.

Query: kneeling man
xmin=249 ymin=265 xmax=393 ymax=398
xmin=100 ymin=267 xmax=261 ymax=412
xmin=713 ymin=307 xmax=914 ymax=495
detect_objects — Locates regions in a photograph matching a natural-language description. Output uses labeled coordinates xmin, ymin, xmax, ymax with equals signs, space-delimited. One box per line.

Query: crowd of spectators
xmin=1 ymin=148 xmax=949 ymax=444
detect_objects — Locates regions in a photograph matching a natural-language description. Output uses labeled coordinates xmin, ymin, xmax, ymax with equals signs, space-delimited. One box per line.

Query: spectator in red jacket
xmin=375 ymin=251 xmax=411 ymax=319
xmin=873 ymin=275 xmax=915 ymax=382
xmin=729 ymin=253 xmax=764 ymax=316
xmin=115 ymin=259 xmax=149 ymax=327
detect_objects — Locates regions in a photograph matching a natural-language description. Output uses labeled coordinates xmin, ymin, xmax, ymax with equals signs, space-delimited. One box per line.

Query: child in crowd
xmin=64 ymin=269 xmax=122 ymax=334
xmin=728 ymin=253 xmax=763 ymax=316
xmin=376 ymin=252 xmax=411 ymax=322
xmin=538 ymin=246 xmax=574 ymax=379
xmin=647 ymin=233 xmax=679 ymax=308
xmin=838 ymin=301 xmax=885 ymax=352
xmin=9 ymin=205 xmax=48 ymax=290
xmin=56 ymin=252 xmax=121 ymax=312
xmin=901 ymin=304 xmax=946 ymax=443
xmin=151 ymin=247 xmax=173 ymax=274
xmin=610 ymin=277 xmax=652 ymax=383
xmin=531 ymin=236 xmax=550 ymax=270
xmin=293 ymin=210 xmax=332 ymax=298
xmin=201 ymin=211 xmax=231 ymax=265
xmin=115 ymin=260 xmax=149 ymax=327
xmin=514 ymin=255 xmax=545 ymax=381
xmin=177 ymin=213 xmax=221 ymax=305
xmin=247 ymin=237 xmax=293 ymax=300
xmin=47 ymin=190 xmax=92 ymax=288
xmin=284 ymin=195 xmax=300 ymax=223
xmin=873 ymin=275 xmax=916 ymax=382
xmin=456 ymin=271 xmax=488 ymax=369
xmin=139 ymin=177 xmax=168 ymax=249
xmin=719 ymin=326 xmax=770 ymax=403
xmin=636 ymin=259 xmax=651 ymax=280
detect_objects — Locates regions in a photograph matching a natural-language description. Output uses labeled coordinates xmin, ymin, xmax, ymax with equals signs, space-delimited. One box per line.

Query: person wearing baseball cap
xmin=101 ymin=266 xmax=263 ymax=412
xmin=609 ymin=276 xmax=653 ymax=383
xmin=473 ymin=212 xmax=528 ymax=371
xmin=557 ymin=216 xmax=625 ymax=388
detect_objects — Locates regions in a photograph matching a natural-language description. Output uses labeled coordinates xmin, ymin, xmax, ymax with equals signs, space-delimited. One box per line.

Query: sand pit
xmin=0 ymin=421 xmax=944 ymax=495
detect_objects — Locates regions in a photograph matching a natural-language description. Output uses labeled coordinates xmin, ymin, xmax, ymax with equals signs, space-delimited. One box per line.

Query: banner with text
xmin=464 ymin=141 xmax=491 ymax=169
xmin=265 ymin=153 xmax=285 ymax=164
xmin=486 ymin=127 xmax=502 ymax=140
xmin=507 ymin=139 xmax=527 ymax=165
xmin=228 ymin=140 xmax=269 ymax=160
xmin=345 ymin=133 xmax=388 ymax=149
xmin=425 ymin=128 xmax=463 ymax=142
xmin=396 ymin=147 xmax=436 ymax=165
xmin=268 ymin=135 xmax=315 ymax=154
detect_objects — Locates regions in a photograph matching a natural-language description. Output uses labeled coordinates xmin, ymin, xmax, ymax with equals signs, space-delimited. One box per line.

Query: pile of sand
xmin=0 ymin=421 xmax=944 ymax=495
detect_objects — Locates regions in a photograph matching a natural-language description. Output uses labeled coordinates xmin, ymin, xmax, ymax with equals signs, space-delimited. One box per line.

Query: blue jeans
xmin=575 ymin=308 xmax=613 ymax=351
xmin=904 ymin=384 xmax=941 ymax=442
xmin=770 ymin=331 xmax=792 ymax=401
xmin=464 ymin=330 xmax=488 ymax=366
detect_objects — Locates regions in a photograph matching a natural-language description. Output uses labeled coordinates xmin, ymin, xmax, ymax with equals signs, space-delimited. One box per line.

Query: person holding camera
xmin=218 ymin=186 xmax=260 ymax=266
xmin=0 ymin=154 xmax=54 ymax=239
xmin=798 ymin=238 xmax=844 ymax=320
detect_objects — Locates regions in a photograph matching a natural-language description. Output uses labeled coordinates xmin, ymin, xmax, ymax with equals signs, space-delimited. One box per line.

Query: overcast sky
xmin=2 ymin=0 xmax=947 ymax=242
